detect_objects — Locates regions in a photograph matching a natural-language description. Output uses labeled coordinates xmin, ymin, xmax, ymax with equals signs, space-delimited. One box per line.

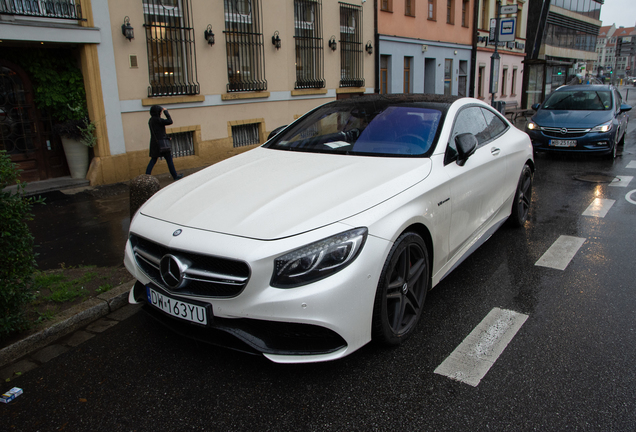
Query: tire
xmin=509 ymin=164 xmax=533 ymax=227
xmin=372 ymin=232 xmax=430 ymax=346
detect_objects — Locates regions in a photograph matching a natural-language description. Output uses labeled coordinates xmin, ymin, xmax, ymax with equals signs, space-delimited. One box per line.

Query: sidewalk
xmin=0 ymin=168 xmax=201 ymax=377
xmin=0 ymin=280 xmax=138 ymax=378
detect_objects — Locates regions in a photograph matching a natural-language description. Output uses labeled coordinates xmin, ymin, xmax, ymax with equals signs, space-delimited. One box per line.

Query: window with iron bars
xmin=167 ymin=131 xmax=195 ymax=157
xmin=0 ymin=0 xmax=83 ymax=20
xmin=224 ymin=0 xmax=267 ymax=92
xmin=143 ymin=0 xmax=199 ymax=97
xmin=294 ymin=0 xmax=325 ymax=89
xmin=339 ymin=2 xmax=364 ymax=88
xmin=232 ymin=123 xmax=260 ymax=147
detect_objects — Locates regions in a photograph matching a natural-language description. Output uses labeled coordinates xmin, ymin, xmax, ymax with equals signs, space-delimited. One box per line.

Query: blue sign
xmin=499 ymin=18 xmax=516 ymax=42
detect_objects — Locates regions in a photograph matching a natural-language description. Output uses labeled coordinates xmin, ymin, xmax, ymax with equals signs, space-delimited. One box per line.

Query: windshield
xmin=265 ymin=103 xmax=443 ymax=157
xmin=542 ymin=90 xmax=612 ymax=111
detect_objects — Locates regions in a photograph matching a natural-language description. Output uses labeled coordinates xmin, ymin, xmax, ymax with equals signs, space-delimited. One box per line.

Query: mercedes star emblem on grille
xmin=160 ymin=254 xmax=186 ymax=289
xmin=173 ymin=229 xmax=182 ymax=236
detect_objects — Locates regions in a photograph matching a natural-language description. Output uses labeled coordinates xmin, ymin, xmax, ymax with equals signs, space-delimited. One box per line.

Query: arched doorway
xmin=0 ymin=60 xmax=68 ymax=182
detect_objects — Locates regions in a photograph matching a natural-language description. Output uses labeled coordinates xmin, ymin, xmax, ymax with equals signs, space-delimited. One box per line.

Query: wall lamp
xmin=329 ymin=36 xmax=337 ymax=51
xmin=204 ymin=24 xmax=215 ymax=45
xmin=272 ymin=31 xmax=281 ymax=49
xmin=365 ymin=41 xmax=373 ymax=54
xmin=122 ymin=16 xmax=134 ymax=41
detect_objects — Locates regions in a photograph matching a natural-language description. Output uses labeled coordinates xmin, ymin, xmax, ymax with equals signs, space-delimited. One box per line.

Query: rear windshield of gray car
xmin=265 ymin=104 xmax=444 ymax=157
xmin=542 ymin=90 xmax=612 ymax=111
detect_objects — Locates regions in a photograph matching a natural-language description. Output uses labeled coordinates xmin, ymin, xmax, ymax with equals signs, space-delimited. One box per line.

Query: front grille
xmin=130 ymin=234 xmax=250 ymax=298
xmin=540 ymin=126 xmax=590 ymax=138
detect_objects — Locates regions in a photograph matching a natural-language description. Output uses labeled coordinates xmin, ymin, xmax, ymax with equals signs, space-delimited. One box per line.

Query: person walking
xmin=146 ymin=105 xmax=183 ymax=180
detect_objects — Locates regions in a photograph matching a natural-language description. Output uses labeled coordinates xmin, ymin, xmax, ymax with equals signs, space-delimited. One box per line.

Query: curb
xmin=0 ymin=279 xmax=136 ymax=369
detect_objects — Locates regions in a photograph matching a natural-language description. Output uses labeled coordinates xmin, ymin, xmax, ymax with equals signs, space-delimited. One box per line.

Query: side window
xmin=446 ymin=106 xmax=487 ymax=164
xmin=614 ymin=90 xmax=622 ymax=112
xmin=479 ymin=108 xmax=508 ymax=143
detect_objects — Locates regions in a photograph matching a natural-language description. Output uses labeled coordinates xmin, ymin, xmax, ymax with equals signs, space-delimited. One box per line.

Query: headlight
xmin=526 ymin=121 xmax=538 ymax=130
xmin=271 ymin=227 xmax=368 ymax=288
xmin=591 ymin=121 xmax=612 ymax=133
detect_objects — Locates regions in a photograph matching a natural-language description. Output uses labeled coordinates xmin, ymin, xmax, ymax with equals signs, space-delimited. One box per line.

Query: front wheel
xmin=372 ymin=232 xmax=430 ymax=346
xmin=509 ymin=164 xmax=533 ymax=227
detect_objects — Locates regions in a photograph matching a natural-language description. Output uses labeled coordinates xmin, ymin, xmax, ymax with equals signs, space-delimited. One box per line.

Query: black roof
xmin=328 ymin=93 xmax=460 ymax=111
xmin=555 ymin=84 xmax=614 ymax=92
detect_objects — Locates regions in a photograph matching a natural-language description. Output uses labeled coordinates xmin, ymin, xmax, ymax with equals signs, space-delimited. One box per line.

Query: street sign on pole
xmin=500 ymin=4 xmax=518 ymax=14
xmin=499 ymin=18 xmax=516 ymax=42
xmin=489 ymin=18 xmax=496 ymax=42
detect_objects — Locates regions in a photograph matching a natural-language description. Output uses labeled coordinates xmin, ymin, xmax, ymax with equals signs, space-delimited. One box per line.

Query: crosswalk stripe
xmin=582 ymin=198 xmax=615 ymax=217
xmin=627 ymin=160 xmax=636 ymax=169
xmin=609 ymin=176 xmax=634 ymax=187
xmin=535 ymin=235 xmax=586 ymax=270
xmin=434 ymin=308 xmax=528 ymax=387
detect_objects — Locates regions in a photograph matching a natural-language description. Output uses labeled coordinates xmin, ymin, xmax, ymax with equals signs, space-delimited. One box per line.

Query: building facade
xmin=594 ymin=24 xmax=616 ymax=76
xmin=608 ymin=26 xmax=636 ymax=79
xmin=377 ymin=0 xmax=473 ymax=97
xmin=0 ymin=0 xmax=375 ymax=185
xmin=522 ymin=0 xmax=603 ymax=108
xmin=474 ymin=0 xmax=528 ymax=109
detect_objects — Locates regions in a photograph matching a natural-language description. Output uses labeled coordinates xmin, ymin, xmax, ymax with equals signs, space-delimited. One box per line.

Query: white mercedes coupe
xmin=124 ymin=94 xmax=534 ymax=363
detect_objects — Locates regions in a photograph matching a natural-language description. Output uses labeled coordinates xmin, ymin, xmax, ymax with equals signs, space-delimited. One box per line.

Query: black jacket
xmin=148 ymin=110 xmax=173 ymax=158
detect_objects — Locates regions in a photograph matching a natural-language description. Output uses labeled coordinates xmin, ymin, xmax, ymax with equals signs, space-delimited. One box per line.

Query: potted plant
xmin=53 ymin=115 xmax=97 ymax=179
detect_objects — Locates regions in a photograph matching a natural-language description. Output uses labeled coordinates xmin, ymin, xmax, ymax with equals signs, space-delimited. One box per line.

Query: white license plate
xmin=550 ymin=139 xmax=577 ymax=147
xmin=146 ymin=287 xmax=208 ymax=325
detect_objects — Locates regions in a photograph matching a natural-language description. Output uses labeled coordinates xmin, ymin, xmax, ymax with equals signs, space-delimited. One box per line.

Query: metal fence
xmin=0 ymin=0 xmax=83 ymax=20
xmin=143 ymin=0 xmax=199 ymax=97
xmin=294 ymin=0 xmax=325 ymax=89
xmin=224 ymin=0 xmax=267 ymax=92
xmin=232 ymin=123 xmax=260 ymax=147
xmin=168 ymin=131 xmax=194 ymax=158
xmin=339 ymin=2 xmax=364 ymax=88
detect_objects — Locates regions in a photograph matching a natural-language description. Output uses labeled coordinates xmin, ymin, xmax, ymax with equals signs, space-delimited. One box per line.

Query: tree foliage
xmin=0 ymin=151 xmax=43 ymax=340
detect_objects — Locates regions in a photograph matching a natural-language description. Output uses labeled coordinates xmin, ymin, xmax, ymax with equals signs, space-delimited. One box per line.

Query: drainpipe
xmin=469 ymin=0 xmax=480 ymax=98
xmin=374 ymin=0 xmax=379 ymax=94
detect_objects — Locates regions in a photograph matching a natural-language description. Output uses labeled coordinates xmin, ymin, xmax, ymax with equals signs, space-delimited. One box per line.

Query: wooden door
xmin=0 ymin=60 xmax=68 ymax=182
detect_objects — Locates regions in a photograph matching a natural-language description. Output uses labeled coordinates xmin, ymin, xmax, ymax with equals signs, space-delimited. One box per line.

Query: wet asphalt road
xmin=6 ymin=96 xmax=636 ymax=431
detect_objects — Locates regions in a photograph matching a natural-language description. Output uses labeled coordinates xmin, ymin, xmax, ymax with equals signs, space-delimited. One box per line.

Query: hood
xmin=139 ymin=147 xmax=432 ymax=240
xmin=532 ymin=109 xmax=613 ymax=128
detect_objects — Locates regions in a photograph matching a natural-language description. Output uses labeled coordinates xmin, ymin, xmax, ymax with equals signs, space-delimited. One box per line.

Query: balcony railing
xmin=0 ymin=0 xmax=84 ymax=21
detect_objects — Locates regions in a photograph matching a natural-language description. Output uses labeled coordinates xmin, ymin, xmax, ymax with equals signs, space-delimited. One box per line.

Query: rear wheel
xmin=372 ymin=232 xmax=429 ymax=346
xmin=509 ymin=164 xmax=533 ymax=227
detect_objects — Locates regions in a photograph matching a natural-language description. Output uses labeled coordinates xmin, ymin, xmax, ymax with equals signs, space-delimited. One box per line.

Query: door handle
xmin=491 ymin=147 xmax=501 ymax=156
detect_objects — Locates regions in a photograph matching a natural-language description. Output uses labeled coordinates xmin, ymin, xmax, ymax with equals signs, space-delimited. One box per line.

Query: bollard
xmin=130 ymin=174 xmax=161 ymax=219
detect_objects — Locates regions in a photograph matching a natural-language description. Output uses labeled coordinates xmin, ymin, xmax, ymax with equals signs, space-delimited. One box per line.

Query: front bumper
xmin=526 ymin=128 xmax=615 ymax=154
xmin=124 ymin=215 xmax=391 ymax=363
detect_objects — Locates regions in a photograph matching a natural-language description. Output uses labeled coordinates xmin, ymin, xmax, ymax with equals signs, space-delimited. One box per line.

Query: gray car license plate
xmin=147 ymin=286 xmax=208 ymax=325
xmin=549 ymin=139 xmax=577 ymax=147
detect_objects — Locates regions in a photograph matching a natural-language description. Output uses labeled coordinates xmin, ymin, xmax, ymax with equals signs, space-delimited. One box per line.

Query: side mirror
xmin=455 ymin=133 xmax=478 ymax=167
xmin=531 ymin=103 xmax=541 ymax=111
xmin=620 ymin=103 xmax=632 ymax=113
xmin=268 ymin=125 xmax=287 ymax=140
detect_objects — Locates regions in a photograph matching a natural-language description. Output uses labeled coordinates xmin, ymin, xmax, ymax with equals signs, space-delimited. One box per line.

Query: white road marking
xmin=627 ymin=189 xmax=636 ymax=205
xmin=582 ymin=198 xmax=615 ymax=217
xmin=434 ymin=308 xmax=528 ymax=387
xmin=609 ymin=175 xmax=633 ymax=187
xmin=627 ymin=160 xmax=636 ymax=169
xmin=535 ymin=235 xmax=586 ymax=270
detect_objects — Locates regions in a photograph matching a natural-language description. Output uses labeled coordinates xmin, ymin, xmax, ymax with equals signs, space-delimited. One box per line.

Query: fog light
xmin=596 ymin=141 xmax=609 ymax=147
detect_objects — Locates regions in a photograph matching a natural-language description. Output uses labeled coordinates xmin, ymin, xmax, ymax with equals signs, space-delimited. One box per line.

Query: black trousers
xmin=146 ymin=152 xmax=178 ymax=179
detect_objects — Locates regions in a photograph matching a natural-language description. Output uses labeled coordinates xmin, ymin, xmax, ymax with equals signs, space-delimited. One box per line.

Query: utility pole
xmin=490 ymin=0 xmax=501 ymax=107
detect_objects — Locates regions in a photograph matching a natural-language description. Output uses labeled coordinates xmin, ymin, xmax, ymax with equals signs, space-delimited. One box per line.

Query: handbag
xmin=157 ymin=137 xmax=171 ymax=153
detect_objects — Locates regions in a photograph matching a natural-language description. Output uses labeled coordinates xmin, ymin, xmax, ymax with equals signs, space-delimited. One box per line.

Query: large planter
xmin=61 ymin=136 xmax=89 ymax=179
